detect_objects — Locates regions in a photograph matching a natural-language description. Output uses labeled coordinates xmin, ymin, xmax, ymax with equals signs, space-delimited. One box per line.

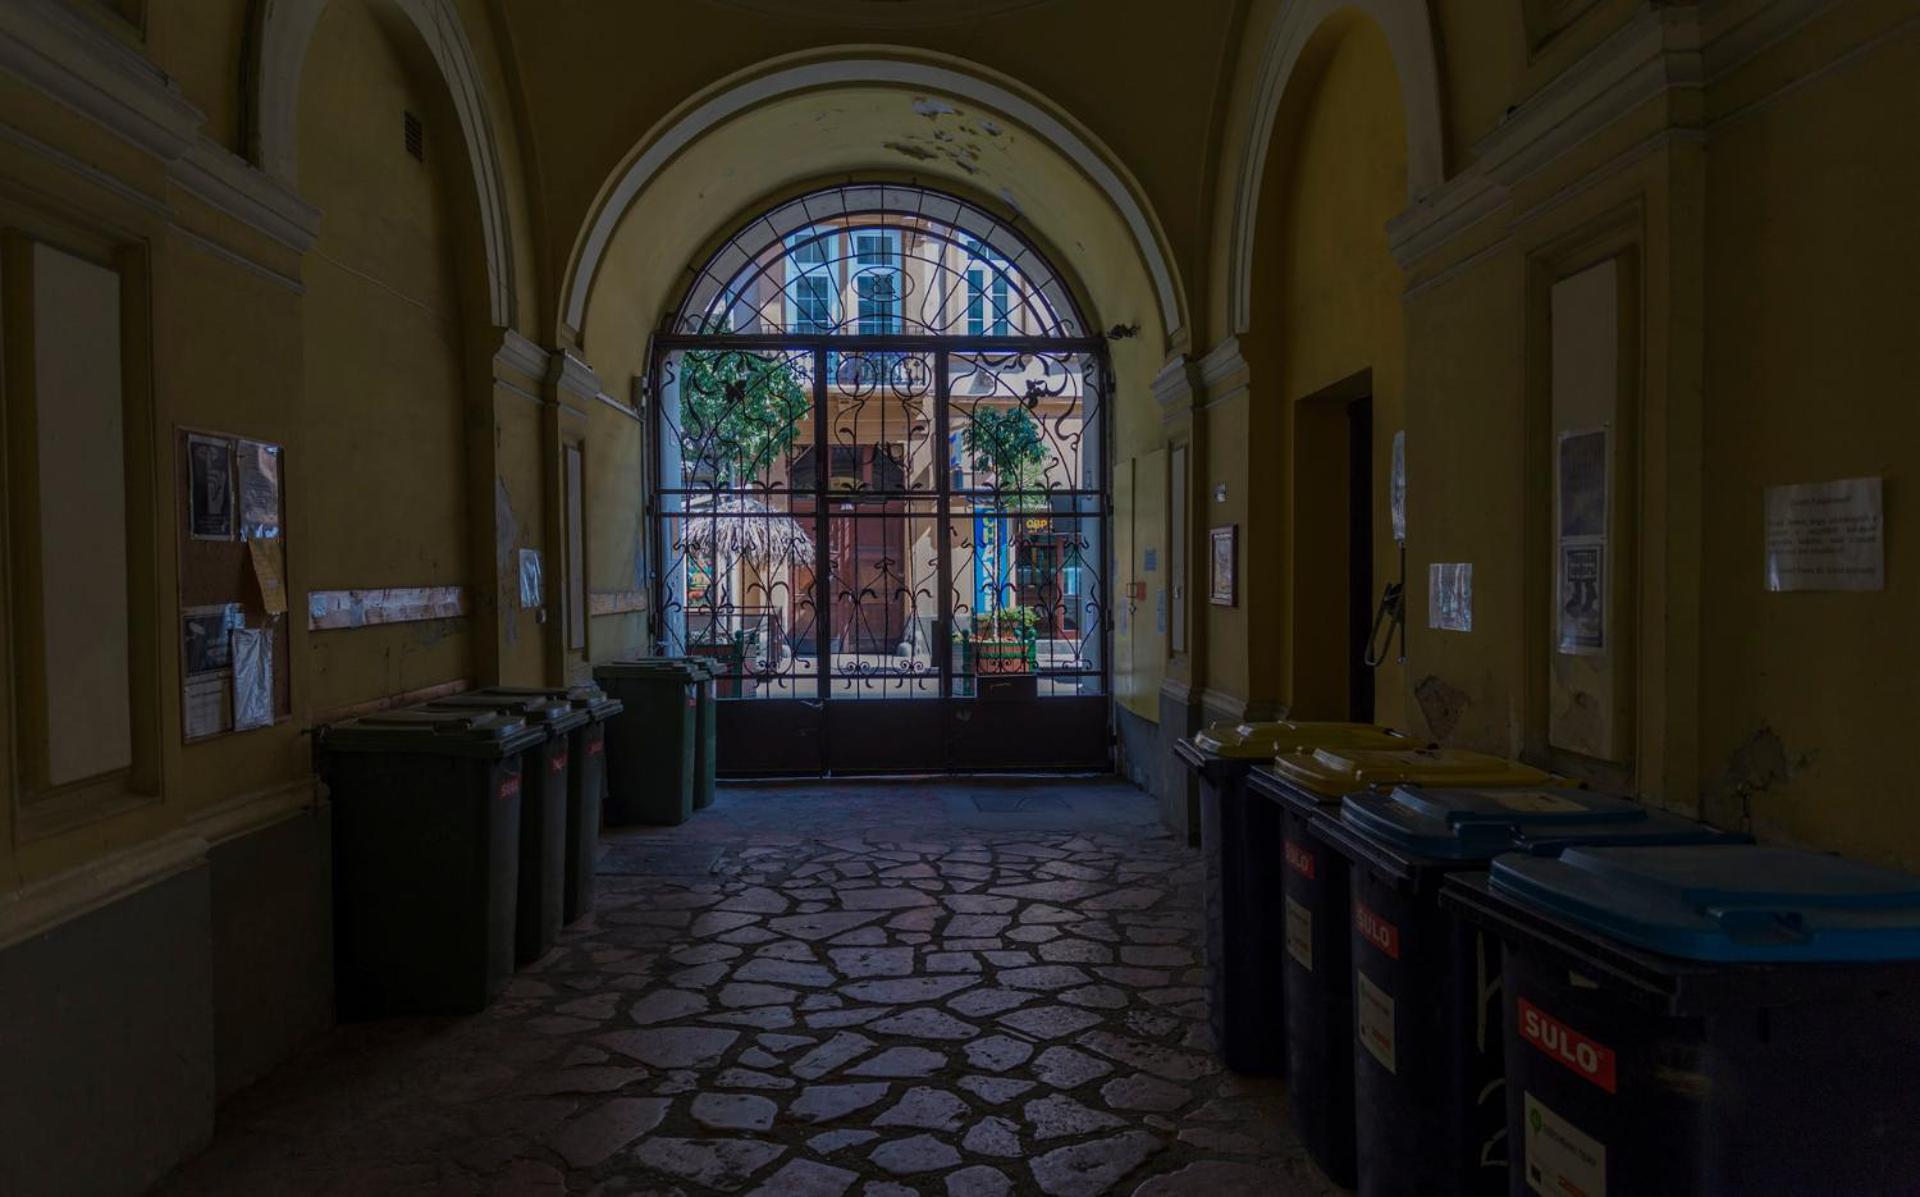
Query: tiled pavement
xmin=159 ymin=779 xmax=1340 ymax=1196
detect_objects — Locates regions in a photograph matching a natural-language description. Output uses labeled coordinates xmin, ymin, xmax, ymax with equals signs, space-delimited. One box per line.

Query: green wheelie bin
xmin=319 ymin=708 xmax=543 ymax=1016
xmin=594 ymin=659 xmax=701 ymax=826
xmin=428 ymin=691 xmax=589 ymax=964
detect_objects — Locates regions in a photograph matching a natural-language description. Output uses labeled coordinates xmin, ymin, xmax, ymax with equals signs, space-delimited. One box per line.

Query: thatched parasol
xmin=679 ymin=494 xmax=815 ymax=566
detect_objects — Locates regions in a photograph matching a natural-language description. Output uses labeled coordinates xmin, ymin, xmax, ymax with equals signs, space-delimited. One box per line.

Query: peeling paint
xmin=1414 ymin=674 xmax=1471 ymax=741
xmin=884 ymin=140 xmax=940 ymax=163
xmin=912 ymin=97 xmax=957 ymax=118
xmin=1709 ymin=723 xmax=1818 ymax=833
xmin=978 ymin=118 xmax=1003 ymax=136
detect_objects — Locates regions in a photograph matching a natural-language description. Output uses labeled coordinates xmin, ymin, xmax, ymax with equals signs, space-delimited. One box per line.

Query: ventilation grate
xmin=403 ymin=111 xmax=423 ymax=162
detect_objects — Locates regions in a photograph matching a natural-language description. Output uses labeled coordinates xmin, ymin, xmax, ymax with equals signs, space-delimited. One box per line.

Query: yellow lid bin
xmin=1266 ymin=745 xmax=1555 ymax=797
xmin=1191 ymin=720 xmax=1412 ymax=760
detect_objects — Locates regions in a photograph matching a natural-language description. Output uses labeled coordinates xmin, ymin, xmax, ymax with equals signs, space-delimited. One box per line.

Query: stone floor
xmin=159 ymin=778 xmax=1340 ymax=1196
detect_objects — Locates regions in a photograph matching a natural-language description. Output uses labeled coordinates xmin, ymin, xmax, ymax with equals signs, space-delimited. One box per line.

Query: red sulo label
xmin=498 ymin=774 xmax=522 ymax=802
xmin=1283 ymin=839 xmax=1317 ymax=879
xmin=686 ymin=692 xmax=697 ymax=708
xmin=1518 ymin=997 xmax=1617 ymax=1094
xmin=1354 ymin=902 xmax=1400 ymax=959
xmin=550 ymin=751 xmax=568 ymax=774
xmin=588 ymin=739 xmax=604 ymax=756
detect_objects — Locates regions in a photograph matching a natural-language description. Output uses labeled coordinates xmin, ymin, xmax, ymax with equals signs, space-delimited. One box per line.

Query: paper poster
xmin=238 ymin=440 xmax=282 ymax=541
xmin=182 ymin=603 xmax=242 ymax=674
xmin=231 ymin=626 xmax=273 ymax=731
xmin=519 ymin=548 xmax=545 ymax=609
xmin=1390 ymin=430 xmax=1407 ymax=544
xmin=1428 ymin=563 xmax=1473 ymax=632
xmin=188 ymin=433 xmax=235 ymax=540
xmin=249 ymin=537 xmax=288 ymax=616
xmin=1764 ymin=477 xmax=1884 ymax=592
xmin=1558 ymin=544 xmax=1604 ymax=654
xmin=183 ymin=672 xmax=229 ymax=740
xmin=1559 ymin=430 xmax=1607 ymax=539
xmin=1556 ymin=429 xmax=1608 ymax=654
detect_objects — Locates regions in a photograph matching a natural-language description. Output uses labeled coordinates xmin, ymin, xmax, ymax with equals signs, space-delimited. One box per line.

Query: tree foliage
xmin=681 ymin=348 xmax=810 ymax=485
xmin=962 ymin=404 xmax=1050 ymax=495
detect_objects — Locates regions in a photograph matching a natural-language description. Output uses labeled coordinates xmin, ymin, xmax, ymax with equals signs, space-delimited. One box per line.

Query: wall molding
xmin=1226 ymin=0 xmax=1447 ymax=333
xmin=0 ymin=0 xmax=321 ymax=258
xmin=169 ymin=138 xmax=319 ymax=253
xmin=1195 ymin=336 xmax=1249 ymax=407
xmin=546 ymin=349 xmax=605 ymax=403
xmin=494 ymin=328 xmax=552 ymax=381
xmin=1387 ymin=0 xmax=1850 ymax=272
xmin=0 ymin=776 xmax=321 ymax=952
xmin=562 ymin=49 xmax=1185 ymax=342
xmin=1150 ymin=353 xmax=1198 ymax=421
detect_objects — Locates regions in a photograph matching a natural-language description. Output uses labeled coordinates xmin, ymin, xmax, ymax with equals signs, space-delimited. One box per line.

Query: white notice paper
xmin=1764 ymin=477 xmax=1884 ymax=592
xmin=184 ymin=672 xmax=230 ymax=740
xmin=1428 ymin=563 xmax=1473 ymax=632
xmin=231 ymin=626 xmax=273 ymax=731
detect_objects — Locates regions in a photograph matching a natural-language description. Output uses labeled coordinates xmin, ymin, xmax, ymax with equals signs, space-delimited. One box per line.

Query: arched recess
xmin=250 ymin=0 xmax=516 ymax=326
xmin=1224 ymin=0 xmax=1444 ymax=333
xmin=560 ymin=48 xmax=1185 ymax=349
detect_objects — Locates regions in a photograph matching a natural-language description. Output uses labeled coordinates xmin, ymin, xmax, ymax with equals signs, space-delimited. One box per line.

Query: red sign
xmin=1518 ymin=998 xmax=1617 ymax=1094
xmin=550 ymin=751 xmax=569 ymax=774
xmin=588 ymin=738 xmax=604 ymax=756
xmin=1284 ymin=840 xmax=1317 ymax=880
xmin=498 ymin=774 xmax=522 ymax=802
xmin=1354 ymin=902 xmax=1400 ymax=959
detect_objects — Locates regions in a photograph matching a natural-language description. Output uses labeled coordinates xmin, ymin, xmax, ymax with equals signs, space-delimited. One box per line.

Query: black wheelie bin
xmin=1315 ymin=783 xmax=1747 ymax=1196
xmin=682 ymin=658 xmax=718 ymax=810
xmin=319 ymin=708 xmax=542 ymax=1016
xmin=1447 ymin=843 xmax=1920 ymax=1197
xmin=1247 ymin=747 xmax=1562 ymax=1188
xmin=594 ymin=658 xmax=701 ymax=826
xmin=454 ymin=685 xmax=623 ymax=922
xmin=1176 ymin=721 xmax=1412 ymax=1074
xmin=428 ymin=690 xmax=590 ymax=963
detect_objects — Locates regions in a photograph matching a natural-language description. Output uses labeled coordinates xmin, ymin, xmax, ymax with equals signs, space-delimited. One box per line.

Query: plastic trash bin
xmin=430 ymin=691 xmax=591 ymax=962
xmin=1247 ymin=747 xmax=1560 ymax=1187
xmin=677 ymin=658 xmax=718 ymax=810
xmin=1174 ymin=721 xmax=1411 ymax=1074
xmin=1445 ymin=844 xmax=1920 ymax=1196
xmin=319 ymin=708 xmax=542 ymax=1016
xmin=1314 ymin=784 xmax=1746 ymax=1196
xmin=468 ymin=685 xmax=624 ymax=923
xmin=593 ymin=659 xmax=700 ymax=826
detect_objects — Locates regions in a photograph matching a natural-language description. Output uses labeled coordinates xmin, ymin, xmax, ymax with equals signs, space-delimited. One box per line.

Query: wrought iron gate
xmin=646 ymin=185 xmax=1111 ymax=774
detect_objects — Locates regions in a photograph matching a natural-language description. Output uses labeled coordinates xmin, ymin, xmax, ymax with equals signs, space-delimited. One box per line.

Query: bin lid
xmin=1268 ymin=746 xmax=1553 ymax=798
xmin=1489 ymin=844 xmax=1920 ymax=963
xmin=594 ymin=658 xmax=705 ymax=682
xmin=1191 ymin=720 xmax=1411 ymax=760
xmin=1340 ymin=785 xmax=1744 ymax=863
xmin=478 ymin=683 xmax=608 ymax=707
xmin=426 ymin=693 xmax=586 ymax=732
xmin=323 ymin=709 xmax=544 ymax=757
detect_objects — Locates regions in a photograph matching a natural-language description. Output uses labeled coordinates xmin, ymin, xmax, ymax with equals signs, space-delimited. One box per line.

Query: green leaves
xmin=681 ymin=349 xmax=809 ymax=485
xmin=962 ymin=405 xmax=1050 ymax=495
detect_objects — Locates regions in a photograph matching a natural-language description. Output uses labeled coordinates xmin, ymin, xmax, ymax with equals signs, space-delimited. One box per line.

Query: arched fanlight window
xmin=672 ymin=183 xmax=1085 ymax=339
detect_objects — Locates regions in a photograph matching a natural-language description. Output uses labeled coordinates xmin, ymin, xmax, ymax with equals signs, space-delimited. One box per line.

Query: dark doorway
xmin=1347 ymin=396 xmax=1375 ymax=723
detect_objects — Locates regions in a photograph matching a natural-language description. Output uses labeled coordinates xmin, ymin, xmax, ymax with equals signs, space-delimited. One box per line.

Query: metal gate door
xmin=647 ymin=185 xmax=1111 ymax=775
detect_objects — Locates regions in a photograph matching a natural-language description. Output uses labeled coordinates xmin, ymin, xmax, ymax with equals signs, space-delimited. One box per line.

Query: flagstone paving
xmin=158 ymin=780 xmax=1339 ymax=1196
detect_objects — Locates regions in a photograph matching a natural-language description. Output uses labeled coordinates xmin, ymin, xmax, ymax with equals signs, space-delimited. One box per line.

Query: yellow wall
xmin=1698 ymin=11 xmax=1920 ymax=867
xmin=299 ymin=1 xmax=475 ymax=714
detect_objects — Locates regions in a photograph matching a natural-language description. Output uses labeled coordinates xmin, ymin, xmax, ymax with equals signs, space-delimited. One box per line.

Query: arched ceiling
xmin=706 ymin=0 xmax=1066 ymax=27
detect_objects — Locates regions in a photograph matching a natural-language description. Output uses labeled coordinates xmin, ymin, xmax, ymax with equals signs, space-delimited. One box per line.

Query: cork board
xmin=175 ymin=427 xmax=291 ymax=740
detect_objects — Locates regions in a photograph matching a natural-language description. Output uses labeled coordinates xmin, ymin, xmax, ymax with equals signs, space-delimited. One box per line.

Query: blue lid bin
xmin=1445 ymin=844 xmax=1920 ymax=1196
xmin=1310 ymin=786 xmax=1747 ymax=1197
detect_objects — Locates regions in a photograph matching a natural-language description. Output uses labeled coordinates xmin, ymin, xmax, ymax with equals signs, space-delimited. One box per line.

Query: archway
xmin=252 ymin=0 xmax=517 ymax=326
xmin=560 ymin=50 xmax=1188 ymax=771
xmin=653 ymin=183 xmax=1111 ymax=774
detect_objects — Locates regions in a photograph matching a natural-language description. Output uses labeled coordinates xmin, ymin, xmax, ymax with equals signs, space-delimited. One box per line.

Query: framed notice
xmin=1209 ymin=526 xmax=1237 ymax=606
xmin=187 ymin=433 xmax=235 ymax=540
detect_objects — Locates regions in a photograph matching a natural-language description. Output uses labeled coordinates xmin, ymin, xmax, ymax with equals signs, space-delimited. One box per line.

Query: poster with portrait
xmin=1556 ymin=428 xmax=1608 ymax=654
xmin=1209 ymin=526 xmax=1237 ymax=606
xmin=188 ymin=433 xmax=235 ymax=540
